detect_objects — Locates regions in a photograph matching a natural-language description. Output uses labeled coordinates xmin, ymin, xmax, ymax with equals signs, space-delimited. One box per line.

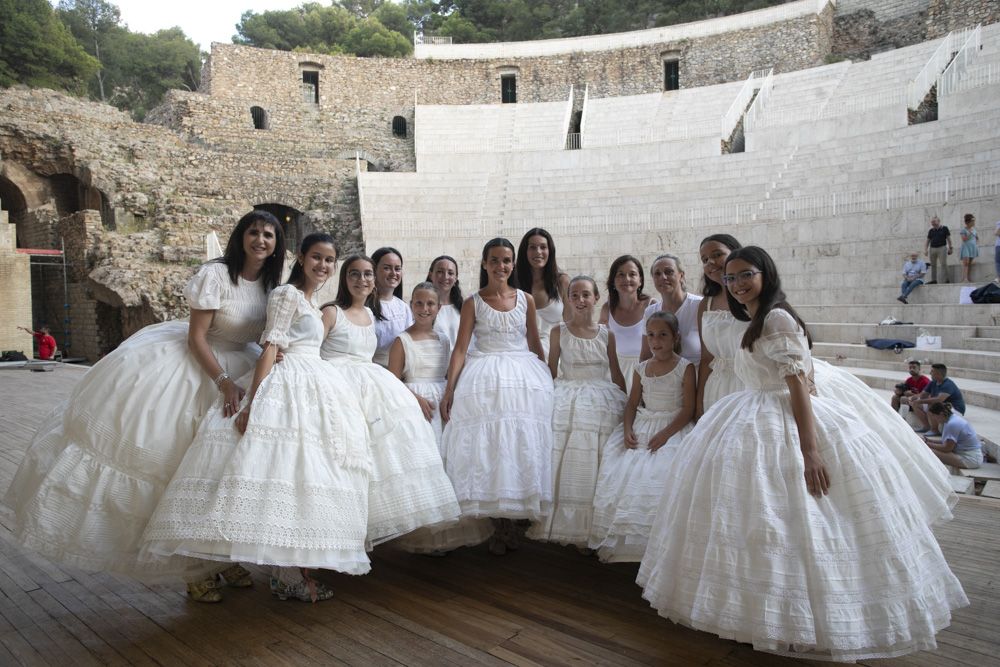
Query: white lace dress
xmin=321 ymin=307 xmax=460 ymax=545
xmin=373 ymin=296 xmax=413 ymax=367
xmin=441 ymin=291 xmax=555 ymax=520
xmin=700 ymin=305 xmax=747 ymax=409
xmin=393 ymin=331 xmax=495 ymax=553
xmin=142 ymin=285 xmax=372 ymax=574
xmin=527 ymin=325 xmax=626 ymax=547
xmin=535 ymin=296 xmax=563 ymax=361
xmin=5 ymin=262 xmax=267 ymax=581
xmin=589 ymin=358 xmax=692 ymax=563
xmin=637 ymin=309 xmax=968 ymax=661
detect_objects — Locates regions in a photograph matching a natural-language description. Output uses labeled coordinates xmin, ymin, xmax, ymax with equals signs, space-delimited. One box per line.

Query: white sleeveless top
xmin=398 ymin=331 xmax=451 ymax=384
xmin=637 ymin=357 xmax=691 ymax=417
xmin=558 ymin=324 xmax=610 ymax=382
xmin=644 ymin=293 xmax=704 ymax=364
xmin=536 ymin=296 xmax=563 ymax=357
xmin=607 ymin=310 xmax=644 ymax=358
xmin=472 ymin=291 xmax=529 ymax=355
xmin=433 ymin=304 xmax=462 ymax=348
xmin=373 ymin=296 xmax=412 ymax=366
xmin=320 ymin=305 xmax=377 ymax=362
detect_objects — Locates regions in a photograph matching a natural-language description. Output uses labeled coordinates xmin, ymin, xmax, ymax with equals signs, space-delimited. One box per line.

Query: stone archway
xmin=254 ymin=202 xmax=306 ymax=252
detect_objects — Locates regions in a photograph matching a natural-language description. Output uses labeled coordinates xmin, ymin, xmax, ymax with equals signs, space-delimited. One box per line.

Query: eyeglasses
xmin=347 ymin=270 xmax=375 ymax=281
xmin=721 ymin=269 xmax=762 ymax=285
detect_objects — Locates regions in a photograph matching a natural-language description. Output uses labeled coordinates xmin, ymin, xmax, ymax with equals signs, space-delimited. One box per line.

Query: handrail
xmin=908 ymin=26 xmax=975 ymax=108
xmin=562 ymin=85 xmax=575 ymax=149
xmin=742 ymin=68 xmax=774 ymax=133
xmin=721 ymin=68 xmax=771 ymax=140
xmin=579 ymin=84 xmax=590 ymax=149
xmin=939 ymin=24 xmax=982 ymax=97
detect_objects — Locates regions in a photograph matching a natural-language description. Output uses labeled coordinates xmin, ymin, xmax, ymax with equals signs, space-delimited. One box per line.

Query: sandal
xmin=270 ymin=569 xmax=334 ymax=603
xmin=218 ymin=564 xmax=254 ymax=588
xmin=187 ymin=577 xmax=223 ymax=603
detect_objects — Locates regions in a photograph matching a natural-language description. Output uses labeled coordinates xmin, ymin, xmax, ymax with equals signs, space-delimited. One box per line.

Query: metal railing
xmin=565 ymin=133 xmax=582 ymax=150
xmin=942 ymin=60 xmax=1000 ymax=95
xmin=721 ymin=68 xmax=771 ymax=140
xmin=413 ymin=32 xmax=453 ymax=45
xmin=742 ymin=68 xmax=774 ymax=133
xmin=908 ymin=26 xmax=976 ymax=108
xmin=939 ymin=24 xmax=982 ymax=97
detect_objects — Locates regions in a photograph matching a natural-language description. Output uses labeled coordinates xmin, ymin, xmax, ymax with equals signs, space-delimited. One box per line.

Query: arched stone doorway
xmin=254 ymin=203 xmax=306 ymax=251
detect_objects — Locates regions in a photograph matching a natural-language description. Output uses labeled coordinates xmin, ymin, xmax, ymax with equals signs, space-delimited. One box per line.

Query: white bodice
xmin=185 ymin=262 xmax=268 ymax=347
xmin=399 ymin=331 xmax=450 ymax=383
xmin=373 ymin=296 xmax=413 ymax=366
xmin=558 ymin=324 xmax=610 ymax=381
xmin=644 ymin=293 xmax=704 ymax=364
xmin=320 ymin=305 xmax=377 ymax=362
xmin=607 ymin=310 xmax=644 ymax=358
xmin=471 ymin=291 xmax=530 ymax=355
xmin=701 ymin=306 xmax=747 ymax=374
xmin=536 ymin=296 xmax=563 ymax=339
xmin=735 ymin=309 xmax=813 ymax=391
xmin=638 ymin=358 xmax=690 ymax=413
xmin=433 ymin=304 xmax=462 ymax=348
xmin=259 ymin=285 xmax=323 ymax=356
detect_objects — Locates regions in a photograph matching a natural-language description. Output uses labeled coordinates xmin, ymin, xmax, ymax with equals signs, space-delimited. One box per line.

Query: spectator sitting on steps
xmin=892 ymin=359 xmax=930 ymax=412
xmin=17 ymin=325 xmax=56 ymax=360
xmin=923 ymin=401 xmax=982 ymax=470
xmin=897 ymin=251 xmax=927 ymax=304
xmin=908 ymin=362 xmax=966 ymax=434
xmin=924 ymin=215 xmax=952 ymax=284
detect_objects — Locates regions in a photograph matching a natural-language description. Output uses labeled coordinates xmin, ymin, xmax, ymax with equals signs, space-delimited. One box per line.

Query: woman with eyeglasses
xmin=320 ymin=255 xmax=460 ymax=548
xmin=638 ymin=246 xmax=967 ymax=661
xmin=639 ymin=254 xmax=702 ymax=365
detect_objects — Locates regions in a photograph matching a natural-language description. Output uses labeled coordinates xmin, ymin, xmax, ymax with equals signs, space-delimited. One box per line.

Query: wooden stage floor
xmin=1 ymin=366 xmax=998 ymax=666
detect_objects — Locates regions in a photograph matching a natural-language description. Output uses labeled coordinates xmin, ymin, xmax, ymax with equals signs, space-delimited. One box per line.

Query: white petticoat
xmin=636 ymin=389 xmax=968 ymax=661
xmin=4 ymin=321 xmax=258 ymax=581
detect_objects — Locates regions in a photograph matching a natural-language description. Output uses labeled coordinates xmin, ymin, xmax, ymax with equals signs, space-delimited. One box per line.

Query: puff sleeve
xmin=759 ymin=309 xmax=812 ymax=378
xmin=184 ymin=262 xmax=228 ymax=310
xmin=260 ymin=285 xmax=300 ymax=349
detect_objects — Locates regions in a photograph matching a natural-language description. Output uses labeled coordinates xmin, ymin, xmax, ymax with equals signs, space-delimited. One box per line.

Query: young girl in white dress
xmin=600 ymin=255 xmax=652 ymax=393
xmin=641 ymin=254 xmax=702 ymax=365
xmin=527 ymin=276 xmax=627 ymax=548
xmin=590 ymin=311 xmax=695 ymax=563
xmin=143 ymin=233 xmax=372 ymax=603
xmin=390 ymin=282 xmax=494 ymax=554
xmin=637 ymin=246 xmax=967 ymax=661
xmin=6 ymin=210 xmax=285 ymax=600
xmin=321 ymin=256 xmax=460 ymax=546
xmin=427 ymin=255 xmax=464 ymax=347
xmin=696 ymin=234 xmax=746 ymax=417
xmin=441 ymin=238 xmax=555 ymax=555
xmin=516 ymin=228 xmax=569 ymax=361
xmin=371 ymin=247 xmax=413 ymax=367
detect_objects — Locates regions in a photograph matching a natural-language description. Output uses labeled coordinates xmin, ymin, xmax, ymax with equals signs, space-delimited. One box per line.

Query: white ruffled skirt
xmin=4 ymin=321 xmax=258 ymax=581
xmin=442 ymin=350 xmax=554 ymax=520
xmin=636 ymin=388 xmax=968 ymax=661
xmin=142 ymin=352 xmax=372 ymax=574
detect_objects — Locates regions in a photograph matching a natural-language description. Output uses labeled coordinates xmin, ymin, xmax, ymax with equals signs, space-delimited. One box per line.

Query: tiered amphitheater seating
xmin=415 ymin=100 xmax=568 ymax=155
xmin=360 ymin=26 xmax=1000 ymax=466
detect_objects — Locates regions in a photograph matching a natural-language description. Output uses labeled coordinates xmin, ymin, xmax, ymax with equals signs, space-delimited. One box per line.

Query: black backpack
xmin=1 ymin=350 xmax=28 ymax=362
xmin=970 ymin=282 xmax=1000 ymax=304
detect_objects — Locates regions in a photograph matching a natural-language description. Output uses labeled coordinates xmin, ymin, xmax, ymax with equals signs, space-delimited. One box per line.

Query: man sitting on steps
xmin=892 ymin=359 xmax=930 ymax=412
xmin=897 ymin=251 xmax=927 ymax=304
xmin=908 ymin=363 xmax=966 ymax=434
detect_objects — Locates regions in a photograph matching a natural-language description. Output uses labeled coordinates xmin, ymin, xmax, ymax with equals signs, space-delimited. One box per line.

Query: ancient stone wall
xmin=927 ymin=0 xmax=1000 ymax=37
xmin=0 ymin=211 xmax=33 ymax=357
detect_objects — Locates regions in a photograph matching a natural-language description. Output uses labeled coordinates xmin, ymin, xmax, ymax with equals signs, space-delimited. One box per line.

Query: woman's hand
xmin=440 ymin=391 xmax=454 ymax=424
xmin=648 ymin=431 xmax=668 ymax=452
xmin=624 ymin=428 xmax=638 ymax=449
xmin=220 ymin=379 xmax=246 ymax=418
xmin=802 ymin=449 xmax=830 ymax=497
xmin=235 ymin=405 xmax=251 ymax=434
xmin=416 ymin=395 xmax=436 ymax=422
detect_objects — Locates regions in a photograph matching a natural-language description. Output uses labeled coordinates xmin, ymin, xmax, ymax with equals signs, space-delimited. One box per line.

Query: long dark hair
xmin=372 ymin=246 xmax=404 ymax=299
xmin=334 ymin=254 xmax=384 ymax=321
xmin=606 ymin=254 xmax=647 ymax=312
xmin=287 ymin=232 xmax=336 ymax=288
xmin=427 ymin=255 xmax=463 ymax=314
xmin=479 ymin=238 xmax=518 ymax=289
xmin=724 ymin=246 xmax=811 ymax=352
xmin=699 ymin=233 xmax=742 ymax=297
xmin=516 ymin=228 xmax=560 ymax=300
xmin=217 ymin=209 xmax=285 ymax=292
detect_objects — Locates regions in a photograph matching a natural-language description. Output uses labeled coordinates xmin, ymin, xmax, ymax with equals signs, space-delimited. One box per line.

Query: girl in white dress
xmin=600 ymin=255 xmax=652 ymax=393
xmin=695 ymin=234 xmax=746 ymax=417
xmin=516 ymin=228 xmax=569 ymax=361
xmin=441 ymin=238 xmax=555 ymax=555
xmin=390 ymin=282 xmax=494 ymax=554
xmin=637 ymin=246 xmax=967 ymax=661
xmin=143 ymin=233 xmax=372 ymax=603
xmin=371 ymin=247 xmax=413 ymax=367
xmin=527 ymin=276 xmax=627 ymax=548
xmin=590 ymin=311 xmax=695 ymax=563
xmin=427 ymin=255 xmax=464 ymax=347
xmin=321 ymin=257 xmax=460 ymax=546
xmin=5 ymin=210 xmax=285 ymax=600
xmin=641 ymin=254 xmax=702 ymax=365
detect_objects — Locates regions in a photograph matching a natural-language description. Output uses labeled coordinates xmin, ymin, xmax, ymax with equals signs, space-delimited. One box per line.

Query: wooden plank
xmin=949 ymin=475 xmax=974 ymax=494
xmin=959 ymin=462 xmax=1000 ymax=481
xmin=981 ymin=480 xmax=1000 ymax=499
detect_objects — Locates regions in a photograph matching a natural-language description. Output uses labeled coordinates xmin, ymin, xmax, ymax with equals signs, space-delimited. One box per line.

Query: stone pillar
xmin=0 ymin=208 xmax=34 ymax=356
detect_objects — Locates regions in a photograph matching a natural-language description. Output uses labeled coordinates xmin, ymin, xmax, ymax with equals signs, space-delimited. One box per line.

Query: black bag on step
xmin=969 ymin=282 xmax=1000 ymax=304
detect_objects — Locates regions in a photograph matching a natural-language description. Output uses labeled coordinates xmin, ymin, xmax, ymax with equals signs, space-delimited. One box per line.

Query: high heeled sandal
xmin=186 ymin=578 xmax=223 ymax=603
xmin=218 ymin=564 xmax=254 ymax=588
xmin=270 ymin=569 xmax=334 ymax=603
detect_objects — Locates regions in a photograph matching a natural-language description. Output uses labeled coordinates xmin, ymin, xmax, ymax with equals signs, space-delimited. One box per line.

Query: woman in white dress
xmin=589 ymin=312 xmax=695 ymax=563
xmin=441 ymin=238 xmax=555 ymax=555
xmin=640 ymin=254 xmax=702 ymax=365
xmin=527 ymin=276 xmax=627 ymax=548
xmin=600 ymin=255 xmax=652 ymax=393
xmin=5 ymin=210 xmax=285 ymax=600
xmin=427 ymin=255 xmax=464 ymax=347
xmin=143 ymin=233 xmax=372 ymax=603
xmin=516 ymin=228 xmax=569 ymax=361
xmin=320 ymin=257 xmax=460 ymax=546
xmin=390 ymin=282 xmax=494 ymax=554
xmin=637 ymin=246 xmax=967 ymax=661
xmin=371 ymin=247 xmax=413 ymax=367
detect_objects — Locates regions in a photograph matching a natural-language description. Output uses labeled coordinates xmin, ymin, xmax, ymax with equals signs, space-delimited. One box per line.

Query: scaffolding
xmin=16 ymin=238 xmax=71 ymax=357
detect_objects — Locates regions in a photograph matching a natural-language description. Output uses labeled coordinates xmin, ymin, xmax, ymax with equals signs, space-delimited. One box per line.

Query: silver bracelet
xmin=213 ymin=371 xmax=230 ymax=388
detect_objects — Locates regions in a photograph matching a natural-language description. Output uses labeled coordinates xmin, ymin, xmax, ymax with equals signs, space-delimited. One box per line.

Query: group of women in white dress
xmin=4 ymin=215 xmax=968 ymax=660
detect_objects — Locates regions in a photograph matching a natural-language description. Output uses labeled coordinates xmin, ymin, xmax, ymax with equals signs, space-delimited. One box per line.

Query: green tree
xmin=56 ymin=0 xmax=120 ymax=101
xmin=0 ymin=0 xmax=98 ymax=92
xmin=106 ymin=27 xmax=201 ymax=120
xmin=343 ymin=18 xmax=413 ymax=57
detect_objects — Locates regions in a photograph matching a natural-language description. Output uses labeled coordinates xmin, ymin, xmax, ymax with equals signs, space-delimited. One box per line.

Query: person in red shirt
xmin=892 ymin=359 xmax=929 ymax=412
xmin=18 ymin=325 xmax=57 ymax=360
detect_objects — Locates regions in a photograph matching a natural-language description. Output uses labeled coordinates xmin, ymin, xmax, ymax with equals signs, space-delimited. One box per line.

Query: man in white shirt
xmin=898 ymin=251 xmax=927 ymax=304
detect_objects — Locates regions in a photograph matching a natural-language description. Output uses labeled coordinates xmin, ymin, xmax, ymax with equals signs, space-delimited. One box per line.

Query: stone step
xmin=982 ymin=480 xmax=1000 ymax=499
xmin=959 ymin=462 xmax=1000 ymax=482
xmin=809 ymin=322 xmax=979 ymax=348
xmin=964 ymin=338 xmax=1000 ymax=353
xmin=836 ymin=365 xmax=1000 ymax=413
xmin=950 ymin=475 xmax=975 ymax=494
xmin=798 ymin=303 xmax=1000 ymax=327
xmin=814 ymin=342 xmax=1000 ymax=373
